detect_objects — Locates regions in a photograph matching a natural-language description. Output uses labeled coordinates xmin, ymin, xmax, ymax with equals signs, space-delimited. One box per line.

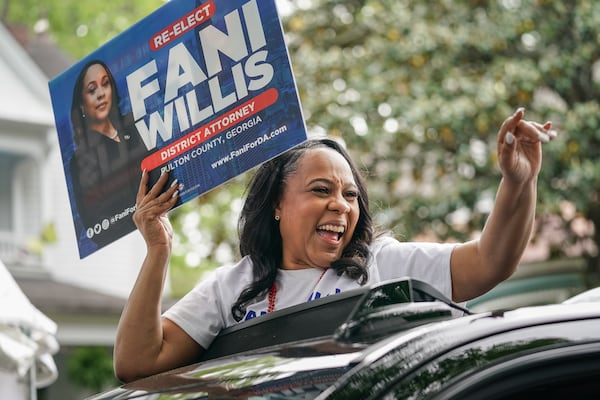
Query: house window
xmin=0 ymin=152 xmax=18 ymax=231
xmin=0 ymin=150 xmax=41 ymax=263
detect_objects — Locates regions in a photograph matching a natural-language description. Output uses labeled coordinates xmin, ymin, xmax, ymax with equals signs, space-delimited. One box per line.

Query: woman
xmin=114 ymin=108 xmax=555 ymax=382
xmin=69 ymin=60 xmax=147 ymax=250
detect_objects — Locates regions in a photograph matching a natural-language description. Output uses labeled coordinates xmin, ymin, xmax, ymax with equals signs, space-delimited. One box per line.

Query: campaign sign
xmin=49 ymin=0 xmax=307 ymax=258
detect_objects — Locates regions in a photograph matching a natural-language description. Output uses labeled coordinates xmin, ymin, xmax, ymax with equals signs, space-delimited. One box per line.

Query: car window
xmin=381 ymin=319 xmax=600 ymax=400
xmin=432 ymin=343 xmax=600 ymax=400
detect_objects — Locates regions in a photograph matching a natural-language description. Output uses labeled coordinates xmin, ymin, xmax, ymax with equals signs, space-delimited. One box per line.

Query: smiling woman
xmin=114 ymin=109 xmax=556 ymax=383
xmin=274 ymin=147 xmax=361 ymax=271
xmin=69 ymin=60 xmax=148 ymax=250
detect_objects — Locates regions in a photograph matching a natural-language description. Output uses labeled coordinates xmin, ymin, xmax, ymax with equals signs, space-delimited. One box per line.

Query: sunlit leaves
xmin=284 ymin=0 xmax=600 ymax=261
xmin=3 ymin=0 xmax=164 ymax=58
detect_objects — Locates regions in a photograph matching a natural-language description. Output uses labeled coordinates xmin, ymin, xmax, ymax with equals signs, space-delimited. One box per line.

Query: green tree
xmin=66 ymin=346 xmax=119 ymax=392
xmin=1 ymin=0 xmax=163 ymax=58
xmin=283 ymin=0 xmax=600 ymax=284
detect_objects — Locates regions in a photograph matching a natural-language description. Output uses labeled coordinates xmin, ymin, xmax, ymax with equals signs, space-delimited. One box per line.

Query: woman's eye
xmin=345 ymin=191 xmax=359 ymax=199
xmin=313 ymin=187 xmax=329 ymax=194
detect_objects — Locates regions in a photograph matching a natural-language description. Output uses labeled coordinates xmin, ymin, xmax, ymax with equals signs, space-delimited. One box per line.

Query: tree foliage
xmin=1 ymin=0 xmax=164 ymax=58
xmin=66 ymin=346 xmax=119 ymax=392
xmin=4 ymin=0 xmax=600 ymax=287
xmin=284 ymin=0 xmax=600 ymax=281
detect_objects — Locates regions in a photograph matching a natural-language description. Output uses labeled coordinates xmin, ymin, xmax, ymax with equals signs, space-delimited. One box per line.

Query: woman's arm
xmin=450 ymin=108 xmax=556 ymax=302
xmin=113 ymin=171 xmax=204 ymax=383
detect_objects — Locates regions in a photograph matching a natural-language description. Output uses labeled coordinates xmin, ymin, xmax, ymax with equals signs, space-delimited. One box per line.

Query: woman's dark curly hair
xmin=70 ymin=60 xmax=123 ymax=147
xmin=231 ymin=138 xmax=374 ymax=321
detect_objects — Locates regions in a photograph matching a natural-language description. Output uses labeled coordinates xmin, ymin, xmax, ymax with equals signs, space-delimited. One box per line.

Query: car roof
xmin=562 ymin=286 xmax=600 ymax=304
xmin=87 ymin=283 xmax=600 ymax=400
xmin=322 ymin=302 xmax=600 ymax=399
xmin=199 ymin=277 xmax=464 ymax=361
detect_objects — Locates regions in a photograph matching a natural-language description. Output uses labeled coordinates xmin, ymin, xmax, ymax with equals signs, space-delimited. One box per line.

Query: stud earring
xmin=275 ymin=215 xmax=280 ymax=221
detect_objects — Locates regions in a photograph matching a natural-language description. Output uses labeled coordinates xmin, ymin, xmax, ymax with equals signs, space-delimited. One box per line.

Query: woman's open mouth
xmin=317 ymin=224 xmax=345 ymax=242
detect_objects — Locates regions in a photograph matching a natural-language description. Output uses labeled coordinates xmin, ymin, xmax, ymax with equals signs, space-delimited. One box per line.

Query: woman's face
xmin=275 ymin=147 xmax=360 ymax=270
xmin=80 ymin=64 xmax=113 ymax=123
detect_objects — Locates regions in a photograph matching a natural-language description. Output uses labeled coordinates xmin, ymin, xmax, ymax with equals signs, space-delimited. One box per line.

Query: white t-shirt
xmin=163 ymin=236 xmax=456 ymax=349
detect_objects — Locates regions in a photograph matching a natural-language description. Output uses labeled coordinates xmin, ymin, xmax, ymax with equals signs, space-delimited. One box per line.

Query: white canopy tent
xmin=0 ymin=259 xmax=59 ymax=399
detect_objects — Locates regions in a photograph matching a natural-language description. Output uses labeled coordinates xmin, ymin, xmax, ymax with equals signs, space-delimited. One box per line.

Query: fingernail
xmin=142 ymin=169 xmax=146 ymax=177
xmin=170 ymin=179 xmax=179 ymax=188
xmin=171 ymin=190 xmax=179 ymax=199
xmin=505 ymin=132 xmax=514 ymax=144
xmin=548 ymin=129 xmax=558 ymax=138
xmin=516 ymin=107 xmax=525 ymax=114
xmin=537 ymin=131 xmax=550 ymax=143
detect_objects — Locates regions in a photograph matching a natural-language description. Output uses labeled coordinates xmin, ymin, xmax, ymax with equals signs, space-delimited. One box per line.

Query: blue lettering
xmin=308 ymin=289 xmax=340 ymax=302
xmin=245 ymin=310 xmax=257 ymax=320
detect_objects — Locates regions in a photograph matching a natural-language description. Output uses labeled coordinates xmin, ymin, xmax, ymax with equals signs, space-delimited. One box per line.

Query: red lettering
xmin=150 ymin=1 xmax=216 ymax=51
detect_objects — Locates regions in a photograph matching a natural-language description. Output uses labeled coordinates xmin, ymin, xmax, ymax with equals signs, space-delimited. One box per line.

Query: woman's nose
xmin=329 ymin=196 xmax=351 ymax=214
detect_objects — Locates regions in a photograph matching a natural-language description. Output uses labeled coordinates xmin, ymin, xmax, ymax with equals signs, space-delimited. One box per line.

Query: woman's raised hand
xmin=497 ymin=107 xmax=557 ymax=184
xmin=133 ymin=170 xmax=179 ymax=249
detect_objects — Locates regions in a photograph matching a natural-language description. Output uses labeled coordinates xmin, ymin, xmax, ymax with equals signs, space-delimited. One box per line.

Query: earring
xmin=275 ymin=215 xmax=280 ymax=221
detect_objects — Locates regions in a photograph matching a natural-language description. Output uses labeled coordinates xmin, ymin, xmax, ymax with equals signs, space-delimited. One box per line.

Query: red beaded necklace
xmin=267 ymin=268 xmax=327 ymax=313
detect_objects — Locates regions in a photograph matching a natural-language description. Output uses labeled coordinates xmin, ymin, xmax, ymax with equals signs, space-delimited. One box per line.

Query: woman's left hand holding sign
xmin=133 ymin=170 xmax=179 ymax=250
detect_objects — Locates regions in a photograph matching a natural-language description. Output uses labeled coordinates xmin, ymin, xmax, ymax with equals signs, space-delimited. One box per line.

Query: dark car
xmin=87 ymin=278 xmax=600 ymax=400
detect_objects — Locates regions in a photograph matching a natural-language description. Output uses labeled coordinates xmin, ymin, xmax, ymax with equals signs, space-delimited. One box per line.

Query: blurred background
xmin=1 ymin=0 xmax=599 ymax=398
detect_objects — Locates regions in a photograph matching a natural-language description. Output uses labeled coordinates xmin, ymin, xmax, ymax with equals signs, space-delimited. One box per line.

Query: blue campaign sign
xmin=49 ymin=0 xmax=307 ymax=258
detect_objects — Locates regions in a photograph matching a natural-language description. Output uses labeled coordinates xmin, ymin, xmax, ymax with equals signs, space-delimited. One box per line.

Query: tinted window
xmin=436 ymin=343 xmax=600 ymax=400
xmin=379 ymin=319 xmax=600 ymax=399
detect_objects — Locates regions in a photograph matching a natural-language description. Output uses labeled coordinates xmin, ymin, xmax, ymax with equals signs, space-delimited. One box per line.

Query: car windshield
xmin=113 ymin=351 xmax=359 ymax=400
